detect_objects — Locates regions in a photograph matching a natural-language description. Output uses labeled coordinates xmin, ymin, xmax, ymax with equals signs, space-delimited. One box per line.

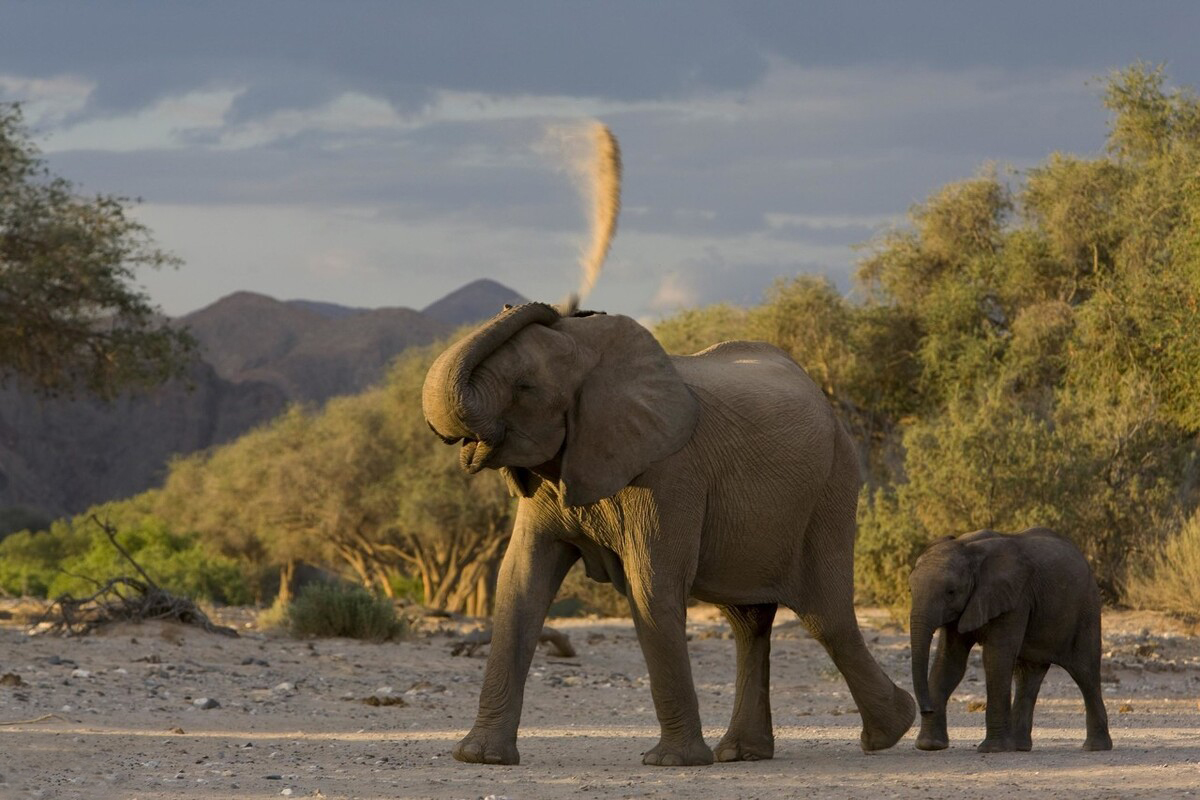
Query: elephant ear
xmin=557 ymin=314 xmax=699 ymax=507
xmin=958 ymin=540 xmax=1034 ymax=633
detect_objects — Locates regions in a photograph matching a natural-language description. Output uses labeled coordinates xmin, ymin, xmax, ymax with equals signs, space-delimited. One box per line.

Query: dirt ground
xmin=1 ymin=603 xmax=1198 ymax=800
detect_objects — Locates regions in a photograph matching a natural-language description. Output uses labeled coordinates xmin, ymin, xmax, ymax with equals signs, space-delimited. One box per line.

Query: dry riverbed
xmin=1 ymin=604 xmax=1198 ymax=799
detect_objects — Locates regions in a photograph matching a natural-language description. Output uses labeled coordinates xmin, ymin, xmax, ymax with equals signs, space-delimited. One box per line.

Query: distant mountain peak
xmin=285 ymin=299 xmax=368 ymax=319
xmin=421 ymin=279 xmax=527 ymax=327
xmin=1 ymin=277 xmax=529 ymax=518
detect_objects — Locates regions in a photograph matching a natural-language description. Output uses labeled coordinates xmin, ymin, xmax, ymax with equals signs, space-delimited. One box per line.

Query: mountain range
xmin=0 ymin=279 xmax=526 ymax=523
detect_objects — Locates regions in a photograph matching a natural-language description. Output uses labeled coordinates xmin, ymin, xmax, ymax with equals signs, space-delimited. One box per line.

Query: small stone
xmin=193 ymin=697 xmax=220 ymax=710
xmin=281 ymin=789 xmax=294 ymax=796
xmin=0 ymin=672 xmax=24 ymax=687
xmin=264 ymin=774 xmax=282 ymax=780
xmin=405 ymin=681 xmax=445 ymax=696
xmin=168 ymin=727 xmax=186 ymax=734
xmin=70 ymin=669 xmax=91 ymax=679
xmin=271 ymin=682 xmax=295 ymax=695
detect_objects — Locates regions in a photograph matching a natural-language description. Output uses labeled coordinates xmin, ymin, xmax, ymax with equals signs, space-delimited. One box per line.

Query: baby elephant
xmin=909 ymin=527 xmax=1112 ymax=752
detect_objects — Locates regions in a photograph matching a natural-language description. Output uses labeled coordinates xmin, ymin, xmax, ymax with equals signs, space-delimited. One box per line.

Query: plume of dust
xmin=541 ymin=120 xmax=622 ymax=312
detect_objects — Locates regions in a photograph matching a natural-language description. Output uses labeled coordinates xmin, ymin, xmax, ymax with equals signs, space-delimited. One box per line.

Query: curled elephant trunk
xmin=422 ymin=302 xmax=561 ymax=443
xmin=910 ymin=617 xmax=935 ymax=716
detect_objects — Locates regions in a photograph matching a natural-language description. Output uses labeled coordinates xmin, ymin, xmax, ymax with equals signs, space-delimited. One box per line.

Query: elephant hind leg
xmin=787 ymin=448 xmax=915 ymax=751
xmin=1063 ymin=653 xmax=1112 ymax=751
xmin=1012 ymin=660 xmax=1050 ymax=751
xmin=794 ymin=607 xmax=916 ymax=751
xmin=715 ymin=603 xmax=777 ymax=762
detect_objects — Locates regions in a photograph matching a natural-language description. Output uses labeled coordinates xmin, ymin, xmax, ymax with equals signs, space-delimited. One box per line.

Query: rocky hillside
xmin=180 ymin=293 xmax=453 ymax=404
xmin=0 ymin=279 xmax=525 ymax=521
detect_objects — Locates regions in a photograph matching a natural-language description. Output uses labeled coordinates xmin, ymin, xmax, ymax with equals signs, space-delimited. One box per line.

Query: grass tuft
xmin=1126 ymin=512 xmax=1200 ymax=621
xmin=286 ymin=582 xmax=406 ymax=641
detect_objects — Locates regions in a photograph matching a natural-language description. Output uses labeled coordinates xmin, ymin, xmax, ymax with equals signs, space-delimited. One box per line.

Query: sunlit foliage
xmin=0 ymin=104 xmax=193 ymax=398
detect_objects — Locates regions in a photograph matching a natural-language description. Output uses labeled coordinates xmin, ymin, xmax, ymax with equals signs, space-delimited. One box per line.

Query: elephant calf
xmin=909 ymin=527 xmax=1112 ymax=753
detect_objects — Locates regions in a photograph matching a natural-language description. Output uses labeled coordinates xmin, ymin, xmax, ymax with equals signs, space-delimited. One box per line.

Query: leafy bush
xmin=0 ymin=512 xmax=250 ymax=604
xmin=1126 ymin=512 xmax=1200 ymax=619
xmin=0 ymin=529 xmax=73 ymax=597
xmin=854 ymin=487 xmax=929 ymax=614
xmin=387 ymin=573 xmax=425 ymax=605
xmin=286 ymin=582 xmax=405 ymax=641
xmin=49 ymin=520 xmax=250 ymax=604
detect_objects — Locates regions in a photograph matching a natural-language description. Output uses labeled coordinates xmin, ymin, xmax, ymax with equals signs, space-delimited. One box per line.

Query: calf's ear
xmin=958 ymin=542 xmax=1033 ymax=633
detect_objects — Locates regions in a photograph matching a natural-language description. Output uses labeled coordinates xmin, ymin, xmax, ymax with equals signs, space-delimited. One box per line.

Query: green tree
xmin=149 ymin=342 xmax=514 ymax=614
xmin=850 ymin=64 xmax=1200 ymax=606
xmin=748 ymin=276 xmax=854 ymax=398
xmin=0 ymin=104 xmax=193 ymax=398
xmin=653 ymin=303 xmax=751 ymax=354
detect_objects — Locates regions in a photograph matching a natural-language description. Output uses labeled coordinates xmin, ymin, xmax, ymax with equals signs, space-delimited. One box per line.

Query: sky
xmin=2 ymin=2 xmax=1199 ymax=320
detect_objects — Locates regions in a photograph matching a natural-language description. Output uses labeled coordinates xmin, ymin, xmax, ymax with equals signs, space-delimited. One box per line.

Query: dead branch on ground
xmin=451 ymin=625 xmax=576 ymax=658
xmin=35 ymin=517 xmax=238 ymax=638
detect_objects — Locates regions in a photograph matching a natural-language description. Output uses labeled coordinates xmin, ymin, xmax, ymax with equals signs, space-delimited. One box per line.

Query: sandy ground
xmin=0 ymin=604 xmax=1198 ymax=800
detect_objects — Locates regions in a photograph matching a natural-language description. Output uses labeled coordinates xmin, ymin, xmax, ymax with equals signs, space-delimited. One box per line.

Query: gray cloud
xmin=7 ymin=2 xmax=1197 ymax=122
xmin=4 ymin=1 xmax=1199 ymax=319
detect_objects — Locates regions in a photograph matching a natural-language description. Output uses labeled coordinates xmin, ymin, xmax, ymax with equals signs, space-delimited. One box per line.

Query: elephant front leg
xmin=627 ymin=580 xmax=713 ymax=766
xmin=715 ymin=603 xmax=777 ymax=762
xmin=454 ymin=523 xmax=578 ymax=765
xmin=916 ymin=628 xmax=972 ymax=751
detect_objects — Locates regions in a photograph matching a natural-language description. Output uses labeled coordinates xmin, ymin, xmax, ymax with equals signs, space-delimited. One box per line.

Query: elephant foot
xmin=915 ymin=712 xmax=948 ymax=751
xmin=714 ymin=731 xmax=774 ymax=762
xmin=452 ymin=728 xmax=520 ymax=765
xmin=1083 ymin=733 xmax=1112 ymax=751
xmin=860 ymin=683 xmax=917 ymax=752
xmin=643 ymin=735 xmax=714 ymax=767
xmin=916 ymin=736 xmax=949 ymax=751
xmin=915 ymin=732 xmax=949 ymax=751
xmin=976 ymin=736 xmax=1016 ymax=753
xmin=1015 ymin=736 xmax=1033 ymax=752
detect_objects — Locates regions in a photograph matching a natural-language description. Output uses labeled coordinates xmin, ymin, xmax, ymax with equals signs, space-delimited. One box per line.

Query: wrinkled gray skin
xmin=909 ymin=528 xmax=1112 ymax=753
xmin=422 ymin=302 xmax=915 ymax=766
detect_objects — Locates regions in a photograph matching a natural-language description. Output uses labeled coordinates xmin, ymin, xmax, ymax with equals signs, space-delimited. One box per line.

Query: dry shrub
xmin=1126 ymin=512 xmax=1200 ymax=620
xmin=286 ymin=582 xmax=405 ymax=641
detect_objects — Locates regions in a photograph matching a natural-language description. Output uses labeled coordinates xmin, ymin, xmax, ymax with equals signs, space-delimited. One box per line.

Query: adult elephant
xmin=422 ymin=302 xmax=915 ymax=766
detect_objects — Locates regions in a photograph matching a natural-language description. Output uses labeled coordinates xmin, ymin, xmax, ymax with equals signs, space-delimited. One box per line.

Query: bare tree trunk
xmin=277 ymin=558 xmax=296 ymax=606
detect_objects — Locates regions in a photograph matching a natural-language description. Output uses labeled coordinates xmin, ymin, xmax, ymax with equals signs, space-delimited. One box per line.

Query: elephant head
xmin=422 ymin=302 xmax=700 ymax=507
xmin=908 ymin=535 xmax=1033 ymax=715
